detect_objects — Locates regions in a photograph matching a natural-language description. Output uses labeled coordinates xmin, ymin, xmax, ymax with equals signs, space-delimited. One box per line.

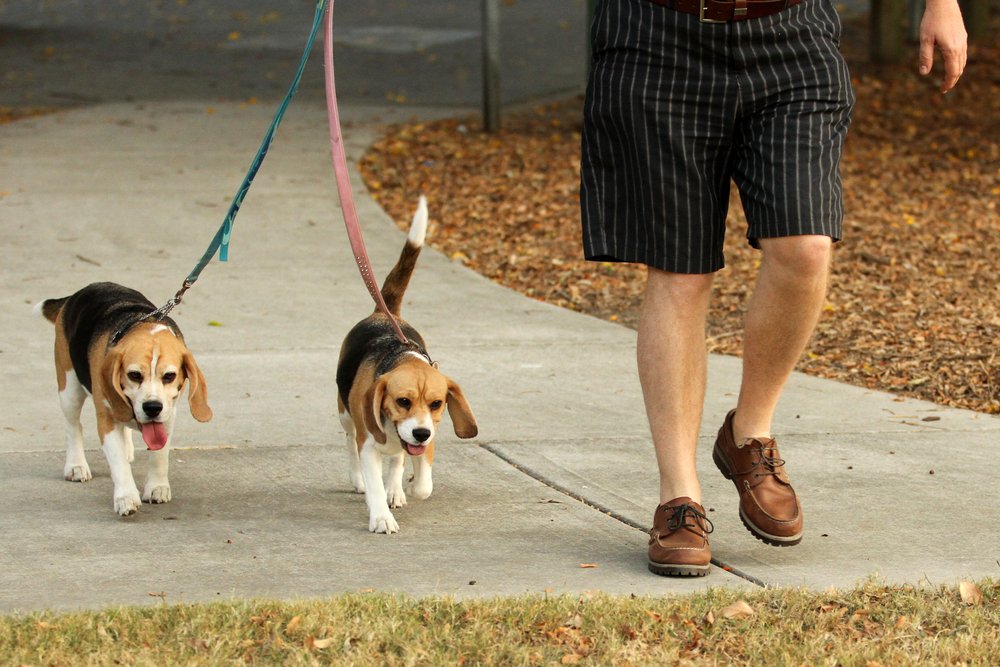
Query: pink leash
xmin=322 ymin=1 xmax=409 ymax=344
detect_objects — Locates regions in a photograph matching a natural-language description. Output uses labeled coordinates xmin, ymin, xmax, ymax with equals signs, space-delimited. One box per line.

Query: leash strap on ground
xmin=147 ymin=0 xmax=329 ymax=322
xmin=323 ymin=0 xmax=409 ymax=344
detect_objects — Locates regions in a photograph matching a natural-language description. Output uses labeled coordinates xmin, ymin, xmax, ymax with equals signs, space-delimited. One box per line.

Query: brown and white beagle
xmin=35 ymin=282 xmax=211 ymax=516
xmin=336 ymin=196 xmax=478 ymax=533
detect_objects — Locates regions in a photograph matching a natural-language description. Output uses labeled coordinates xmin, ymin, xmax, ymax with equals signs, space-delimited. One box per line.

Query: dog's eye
xmin=396 ymin=397 xmax=411 ymax=409
xmin=126 ymin=371 xmax=143 ymax=383
xmin=430 ymin=400 xmax=443 ymax=411
xmin=162 ymin=372 xmax=177 ymax=384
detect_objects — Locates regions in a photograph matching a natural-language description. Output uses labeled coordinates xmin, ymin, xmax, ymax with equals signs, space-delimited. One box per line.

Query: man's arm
xmin=919 ymin=0 xmax=968 ymax=93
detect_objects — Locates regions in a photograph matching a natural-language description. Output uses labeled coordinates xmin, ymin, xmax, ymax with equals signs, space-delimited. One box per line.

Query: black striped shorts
xmin=580 ymin=0 xmax=855 ymax=274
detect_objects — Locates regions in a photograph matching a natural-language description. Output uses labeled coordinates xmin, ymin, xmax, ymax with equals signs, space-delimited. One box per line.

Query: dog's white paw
xmin=114 ymin=489 xmax=142 ymax=516
xmin=350 ymin=472 xmax=366 ymax=494
xmin=387 ymin=485 xmax=407 ymax=509
xmin=408 ymin=478 xmax=432 ymax=501
xmin=143 ymin=484 xmax=172 ymax=504
xmin=64 ymin=464 xmax=92 ymax=482
xmin=369 ymin=510 xmax=399 ymax=534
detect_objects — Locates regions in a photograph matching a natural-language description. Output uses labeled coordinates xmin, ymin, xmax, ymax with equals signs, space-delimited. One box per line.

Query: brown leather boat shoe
xmin=712 ymin=409 xmax=803 ymax=546
xmin=647 ymin=497 xmax=713 ymax=577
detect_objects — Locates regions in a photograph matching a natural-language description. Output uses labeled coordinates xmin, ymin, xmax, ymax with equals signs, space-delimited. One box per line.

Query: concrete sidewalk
xmin=2 ymin=101 xmax=997 ymax=614
xmin=1 ymin=1 xmax=997 ymax=615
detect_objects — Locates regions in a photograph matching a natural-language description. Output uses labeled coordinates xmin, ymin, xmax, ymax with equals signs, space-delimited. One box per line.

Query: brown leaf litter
xmin=360 ymin=23 xmax=999 ymax=415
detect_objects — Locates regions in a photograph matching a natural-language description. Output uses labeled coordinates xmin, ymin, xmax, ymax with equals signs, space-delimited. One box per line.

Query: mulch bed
xmin=360 ymin=23 xmax=999 ymax=415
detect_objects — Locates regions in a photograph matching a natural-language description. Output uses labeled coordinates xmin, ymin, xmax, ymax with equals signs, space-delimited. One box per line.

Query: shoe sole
xmin=713 ymin=447 xmax=803 ymax=548
xmin=647 ymin=560 xmax=710 ymax=577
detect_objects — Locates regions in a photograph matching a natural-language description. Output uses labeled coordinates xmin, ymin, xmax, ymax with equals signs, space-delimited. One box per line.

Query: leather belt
xmin=646 ymin=0 xmax=801 ymax=23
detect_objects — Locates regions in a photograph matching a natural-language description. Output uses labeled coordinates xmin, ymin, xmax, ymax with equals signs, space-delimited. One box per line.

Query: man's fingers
xmin=918 ymin=37 xmax=935 ymax=76
xmin=940 ymin=49 xmax=965 ymax=93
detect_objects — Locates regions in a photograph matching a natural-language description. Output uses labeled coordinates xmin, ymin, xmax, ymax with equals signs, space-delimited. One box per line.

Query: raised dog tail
xmin=380 ymin=195 xmax=427 ymax=316
xmin=33 ymin=297 xmax=68 ymax=323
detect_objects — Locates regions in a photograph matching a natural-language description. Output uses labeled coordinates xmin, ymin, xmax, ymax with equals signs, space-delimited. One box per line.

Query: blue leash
xmin=146 ymin=0 xmax=329 ymax=322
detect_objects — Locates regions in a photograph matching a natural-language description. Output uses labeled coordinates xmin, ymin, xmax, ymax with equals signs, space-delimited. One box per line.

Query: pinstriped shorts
xmin=580 ymin=0 xmax=855 ymax=274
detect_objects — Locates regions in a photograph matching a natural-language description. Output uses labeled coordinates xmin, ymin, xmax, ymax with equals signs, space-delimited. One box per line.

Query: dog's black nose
xmin=412 ymin=428 xmax=431 ymax=443
xmin=143 ymin=401 xmax=163 ymax=418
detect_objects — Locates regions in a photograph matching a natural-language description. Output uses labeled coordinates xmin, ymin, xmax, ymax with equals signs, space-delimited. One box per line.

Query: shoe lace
xmin=665 ymin=503 xmax=715 ymax=535
xmin=744 ymin=440 xmax=786 ymax=479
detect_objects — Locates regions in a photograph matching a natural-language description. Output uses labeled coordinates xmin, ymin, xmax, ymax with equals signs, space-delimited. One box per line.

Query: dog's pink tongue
xmin=141 ymin=423 xmax=168 ymax=450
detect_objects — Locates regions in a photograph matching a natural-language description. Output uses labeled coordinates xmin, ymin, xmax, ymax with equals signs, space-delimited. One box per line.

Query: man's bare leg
xmin=733 ymin=235 xmax=832 ymax=440
xmin=637 ymin=269 xmax=714 ymax=505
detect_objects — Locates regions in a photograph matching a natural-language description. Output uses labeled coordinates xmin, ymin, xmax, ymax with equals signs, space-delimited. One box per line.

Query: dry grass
xmin=2 ymin=581 xmax=997 ymax=666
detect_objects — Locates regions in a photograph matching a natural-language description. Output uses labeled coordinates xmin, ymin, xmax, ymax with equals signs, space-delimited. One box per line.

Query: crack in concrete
xmin=479 ymin=442 xmax=768 ymax=588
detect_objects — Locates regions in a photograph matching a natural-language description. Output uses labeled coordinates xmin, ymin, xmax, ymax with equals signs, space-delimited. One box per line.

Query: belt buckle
xmin=699 ymin=1 xmax=726 ymax=23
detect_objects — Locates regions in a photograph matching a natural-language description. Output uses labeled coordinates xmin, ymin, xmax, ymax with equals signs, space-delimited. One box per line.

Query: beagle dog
xmin=35 ymin=282 xmax=212 ymax=516
xmin=336 ymin=196 xmax=478 ymax=533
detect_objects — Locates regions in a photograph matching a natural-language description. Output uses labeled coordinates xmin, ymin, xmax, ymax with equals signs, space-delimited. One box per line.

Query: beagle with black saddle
xmin=36 ymin=282 xmax=212 ymax=516
xmin=336 ymin=196 xmax=478 ymax=534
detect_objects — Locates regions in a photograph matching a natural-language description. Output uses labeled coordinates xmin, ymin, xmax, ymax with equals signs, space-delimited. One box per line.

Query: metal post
xmin=870 ymin=0 xmax=907 ymax=64
xmin=586 ymin=0 xmax=598 ymax=70
xmin=482 ymin=0 xmax=501 ymax=132
xmin=961 ymin=0 xmax=987 ymax=41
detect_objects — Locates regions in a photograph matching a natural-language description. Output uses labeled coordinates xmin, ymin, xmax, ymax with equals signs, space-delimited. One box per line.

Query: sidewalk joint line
xmin=479 ymin=442 xmax=768 ymax=588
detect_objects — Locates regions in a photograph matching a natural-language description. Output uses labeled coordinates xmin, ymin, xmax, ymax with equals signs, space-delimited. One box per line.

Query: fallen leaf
xmin=306 ymin=635 xmax=335 ymax=650
xmin=959 ymin=581 xmax=982 ymax=605
xmin=720 ymin=600 xmax=755 ymax=619
xmin=703 ymin=610 xmax=715 ymax=626
xmin=579 ymin=563 xmax=598 ymax=569
xmin=285 ymin=615 xmax=301 ymax=633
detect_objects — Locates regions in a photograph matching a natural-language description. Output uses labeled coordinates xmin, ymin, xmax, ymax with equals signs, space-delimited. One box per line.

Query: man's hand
xmin=919 ymin=0 xmax=968 ymax=93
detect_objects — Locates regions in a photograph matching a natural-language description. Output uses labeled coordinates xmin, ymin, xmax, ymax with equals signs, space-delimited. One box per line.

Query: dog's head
xmin=100 ymin=323 xmax=212 ymax=450
xmin=364 ymin=358 xmax=477 ymax=455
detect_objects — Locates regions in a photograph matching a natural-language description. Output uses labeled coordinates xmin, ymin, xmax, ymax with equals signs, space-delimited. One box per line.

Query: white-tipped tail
xmin=32 ymin=300 xmax=46 ymax=317
xmin=408 ymin=195 xmax=427 ymax=247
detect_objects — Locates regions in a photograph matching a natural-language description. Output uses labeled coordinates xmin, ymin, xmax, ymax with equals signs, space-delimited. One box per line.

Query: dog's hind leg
xmin=123 ymin=427 xmax=136 ymax=463
xmin=143 ymin=425 xmax=172 ymax=504
xmin=340 ymin=410 xmax=365 ymax=493
xmin=386 ymin=452 xmax=407 ymax=508
xmin=408 ymin=445 xmax=433 ymax=500
xmin=60 ymin=371 xmax=92 ymax=482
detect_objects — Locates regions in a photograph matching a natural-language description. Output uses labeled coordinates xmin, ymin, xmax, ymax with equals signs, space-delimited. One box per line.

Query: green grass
xmin=2 ymin=580 xmax=996 ymax=666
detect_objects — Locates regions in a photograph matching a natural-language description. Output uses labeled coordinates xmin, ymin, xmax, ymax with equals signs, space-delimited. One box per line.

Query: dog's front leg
xmin=341 ymin=412 xmax=365 ymax=493
xmin=101 ymin=424 xmax=142 ymax=516
xmin=386 ymin=452 xmax=407 ymax=508
xmin=59 ymin=373 xmax=92 ymax=482
xmin=360 ymin=439 xmax=398 ymax=534
xmin=142 ymin=422 xmax=172 ymax=504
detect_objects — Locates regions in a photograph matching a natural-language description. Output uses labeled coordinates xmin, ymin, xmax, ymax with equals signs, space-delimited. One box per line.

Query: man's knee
xmin=759 ymin=235 xmax=832 ymax=277
xmin=646 ymin=268 xmax=715 ymax=301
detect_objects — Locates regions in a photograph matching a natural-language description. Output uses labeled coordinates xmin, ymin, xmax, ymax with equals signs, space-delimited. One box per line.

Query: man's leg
xmin=638 ymin=268 xmax=715 ymax=505
xmin=733 ymin=235 xmax=832 ymax=440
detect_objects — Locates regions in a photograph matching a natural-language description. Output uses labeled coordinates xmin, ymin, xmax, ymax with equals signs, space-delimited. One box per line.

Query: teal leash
xmin=145 ymin=0 xmax=329 ymax=323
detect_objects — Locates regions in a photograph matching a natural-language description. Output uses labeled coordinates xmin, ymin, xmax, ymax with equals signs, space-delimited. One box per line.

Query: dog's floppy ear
xmin=99 ymin=350 xmax=134 ymax=423
xmin=364 ymin=377 xmax=388 ymax=444
xmin=182 ymin=350 xmax=212 ymax=422
xmin=446 ymin=377 xmax=478 ymax=439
